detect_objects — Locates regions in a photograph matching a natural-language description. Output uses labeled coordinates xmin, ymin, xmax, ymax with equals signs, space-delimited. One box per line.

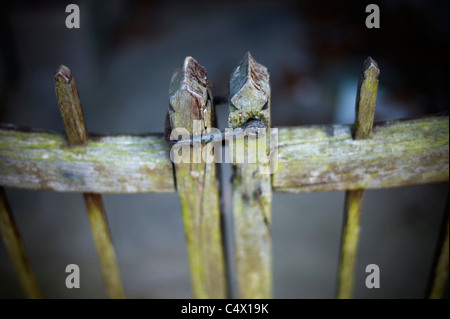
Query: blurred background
xmin=0 ymin=0 xmax=448 ymax=298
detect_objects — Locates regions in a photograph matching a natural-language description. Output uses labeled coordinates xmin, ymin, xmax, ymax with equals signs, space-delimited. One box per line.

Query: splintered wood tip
xmin=363 ymin=57 xmax=380 ymax=78
xmin=169 ymin=56 xmax=208 ymax=105
xmin=55 ymin=65 xmax=72 ymax=83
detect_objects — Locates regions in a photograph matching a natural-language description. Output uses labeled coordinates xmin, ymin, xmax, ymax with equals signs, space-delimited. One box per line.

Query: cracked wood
xmin=168 ymin=57 xmax=227 ymax=298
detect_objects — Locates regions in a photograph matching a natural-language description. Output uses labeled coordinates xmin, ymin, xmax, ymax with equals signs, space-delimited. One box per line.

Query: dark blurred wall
xmin=0 ymin=0 xmax=448 ymax=298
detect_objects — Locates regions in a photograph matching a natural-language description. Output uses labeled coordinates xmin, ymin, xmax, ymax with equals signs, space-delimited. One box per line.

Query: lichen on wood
xmin=337 ymin=57 xmax=380 ymax=299
xmin=353 ymin=57 xmax=379 ymax=139
xmin=54 ymin=65 xmax=88 ymax=145
xmin=54 ymin=65 xmax=125 ymax=299
xmin=1 ymin=115 xmax=447 ymax=194
xmin=0 ymin=127 xmax=175 ymax=193
xmin=427 ymin=197 xmax=449 ymax=299
xmin=0 ymin=187 xmax=42 ymax=299
xmin=228 ymin=52 xmax=272 ymax=299
xmin=168 ymin=57 xmax=227 ymax=298
xmin=228 ymin=52 xmax=271 ymax=129
xmin=273 ymin=115 xmax=449 ymax=192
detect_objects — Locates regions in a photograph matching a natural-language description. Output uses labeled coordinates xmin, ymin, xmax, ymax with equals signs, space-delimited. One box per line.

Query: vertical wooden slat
xmin=168 ymin=57 xmax=227 ymax=298
xmin=0 ymin=187 xmax=42 ymax=298
xmin=337 ymin=189 xmax=364 ymax=299
xmin=337 ymin=57 xmax=380 ymax=299
xmin=228 ymin=52 xmax=272 ymax=299
xmin=427 ymin=197 xmax=449 ymax=299
xmin=54 ymin=65 xmax=125 ymax=299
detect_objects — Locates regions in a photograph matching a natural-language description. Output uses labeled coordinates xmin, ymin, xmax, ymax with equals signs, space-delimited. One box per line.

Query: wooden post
xmin=168 ymin=57 xmax=227 ymax=298
xmin=426 ymin=197 xmax=449 ymax=299
xmin=0 ymin=187 xmax=42 ymax=298
xmin=228 ymin=52 xmax=272 ymax=298
xmin=54 ymin=65 xmax=125 ymax=299
xmin=337 ymin=57 xmax=380 ymax=299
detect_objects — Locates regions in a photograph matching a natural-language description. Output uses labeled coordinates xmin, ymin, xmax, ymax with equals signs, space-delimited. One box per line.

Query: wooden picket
xmin=0 ymin=55 xmax=448 ymax=299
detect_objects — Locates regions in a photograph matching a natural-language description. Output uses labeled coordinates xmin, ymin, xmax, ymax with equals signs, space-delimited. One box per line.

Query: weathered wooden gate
xmin=0 ymin=53 xmax=448 ymax=299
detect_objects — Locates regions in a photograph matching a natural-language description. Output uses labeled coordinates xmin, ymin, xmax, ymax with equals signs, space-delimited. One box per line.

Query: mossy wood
xmin=168 ymin=57 xmax=227 ymax=298
xmin=427 ymin=197 xmax=449 ymax=299
xmin=1 ymin=115 xmax=447 ymax=193
xmin=0 ymin=187 xmax=42 ymax=298
xmin=54 ymin=66 xmax=125 ymax=299
xmin=0 ymin=57 xmax=448 ymax=301
xmin=273 ymin=115 xmax=448 ymax=192
xmin=337 ymin=57 xmax=379 ymax=299
xmin=228 ymin=52 xmax=272 ymax=299
xmin=0 ymin=126 xmax=174 ymax=192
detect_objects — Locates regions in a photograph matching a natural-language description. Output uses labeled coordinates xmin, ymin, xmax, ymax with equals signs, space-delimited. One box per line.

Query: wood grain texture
xmin=1 ymin=115 xmax=447 ymax=193
xmin=0 ymin=126 xmax=174 ymax=193
xmin=427 ymin=197 xmax=449 ymax=299
xmin=228 ymin=52 xmax=271 ymax=129
xmin=228 ymin=52 xmax=272 ymax=299
xmin=337 ymin=57 xmax=380 ymax=299
xmin=354 ymin=57 xmax=379 ymax=139
xmin=168 ymin=57 xmax=227 ymax=298
xmin=0 ymin=187 xmax=42 ymax=298
xmin=54 ymin=65 xmax=88 ymax=145
xmin=83 ymin=193 xmax=125 ymax=298
xmin=54 ymin=65 xmax=125 ymax=299
xmin=273 ymin=115 xmax=449 ymax=192
xmin=337 ymin=189 xmax=364 ymax=299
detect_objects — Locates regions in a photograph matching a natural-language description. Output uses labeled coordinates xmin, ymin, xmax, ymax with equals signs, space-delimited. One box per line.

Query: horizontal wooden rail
xmin=273 ymin=115 xmax=448 ymax=192
xmin=0 ymin=126 xmax=175 ymax=193
xmin=0 ymin=114 xmax=448 ymax=193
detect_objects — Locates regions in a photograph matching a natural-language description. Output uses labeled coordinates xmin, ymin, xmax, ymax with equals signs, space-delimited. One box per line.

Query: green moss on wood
xmin=228 ymin=52 xmax=273 ymax=299
xmin=169 ymin=57 xmax=227 ymax=299
xmin=1 ymin=116 xmax=448 ymax=193
xmin=0 ymin=128 xmax=174 ymax=193
xmin=274 ymin=116 xmax=449 ymax=192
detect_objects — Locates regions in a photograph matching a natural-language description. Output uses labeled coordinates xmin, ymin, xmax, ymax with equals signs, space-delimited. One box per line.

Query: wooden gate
xmin=0 ymin=53 xmax=448 ymax=299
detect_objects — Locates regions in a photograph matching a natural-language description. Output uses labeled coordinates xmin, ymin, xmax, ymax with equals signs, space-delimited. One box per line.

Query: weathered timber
xmin=55 ymin=65 xmax=125 ymax=299
xmin=272 ymin=115 xmax=449 ymax=192
xmin=0 ymin=126 xmax=174 ymax=193
xmin=1 ymin=115 xmax=447 ymax=193
xmin=228 ymin=52 xmax=271 ymax=129
xmin=427 ymin=196 xmax=449 ymax=299
xmin=168 ymin=57 xmax=227 ymax=298
xmin=337 ymin=57 xmax=380 ymax=299
xmin=337 ymin=189 xmax=364 ymax=299
xmin=0 ymin=187 xmax=42 ymax=298
xmin=83 ymin=193 xmax=125 ymax=298
xmin=54 ymin=65 xmax=88 ymax=145
xmin=353 ymin=57 xmax=379 ymax=139
xmin=229 ymin=52 xmax=272 ymax=299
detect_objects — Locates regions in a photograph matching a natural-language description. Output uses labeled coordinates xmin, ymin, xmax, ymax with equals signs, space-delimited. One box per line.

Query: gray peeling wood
xmin=273 ymin=115 xmax=449 ymax=192
xmin=0 ymin=115 xmax=448 ymax=193
xmin=0 ymin=128 xmax=174 ymax=193
xmin=228 ymin=52 xmax=272 ymax=299
xmin=168 ymin=56 xmax=226 ymax=298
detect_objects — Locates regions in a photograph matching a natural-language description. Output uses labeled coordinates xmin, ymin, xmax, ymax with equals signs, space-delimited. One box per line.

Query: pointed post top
xmin=169 ymin=56 xmax=208 ymax=112
xmin=168 ymin=57 xmax=212 ymax=133
xmin=228 ymin=52 xmax=271 ymax=128
xmin=54 ymin=65 xmax=87 ymax=145
xmin=354 ymin=56 xmax=380 ymax=140
xmin=55 ymin=65 xmax=72 ymax=83
xmin=362 ymin=56 xmax=380 ymax=80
